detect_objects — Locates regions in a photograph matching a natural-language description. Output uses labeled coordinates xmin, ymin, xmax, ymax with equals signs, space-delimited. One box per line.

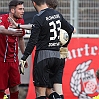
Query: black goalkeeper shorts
xmin=33 ymin=50 xmax=63 ymax=87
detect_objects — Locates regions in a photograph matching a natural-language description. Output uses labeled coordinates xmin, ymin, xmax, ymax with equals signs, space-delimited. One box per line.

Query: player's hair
xmin=9 ymin=0 xmax=24 ymax=11
xmin=46 ymin=0 xmax=58 ymax=9
xmin=31 ymin=0 xmax=46 ymax=6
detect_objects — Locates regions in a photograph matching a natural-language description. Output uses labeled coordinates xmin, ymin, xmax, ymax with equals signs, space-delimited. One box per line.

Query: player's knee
xmin=46 ymin=88 xmax=54 ymax=96
xmin=35 ymin=87 xmax=46 ymax=97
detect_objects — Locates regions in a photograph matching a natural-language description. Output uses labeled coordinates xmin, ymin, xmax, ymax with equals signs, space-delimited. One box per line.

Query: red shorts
xmin=0 ymin=61 xmax=20 ymax=90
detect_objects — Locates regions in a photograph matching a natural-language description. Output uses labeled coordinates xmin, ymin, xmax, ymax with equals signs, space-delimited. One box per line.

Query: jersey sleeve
xmin=61 ymin=17 xmax=74 ymax=34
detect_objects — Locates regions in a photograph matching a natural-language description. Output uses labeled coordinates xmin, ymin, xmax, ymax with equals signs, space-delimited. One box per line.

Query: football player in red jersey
xmin=0 ymin=0 xmax=28 ymax=99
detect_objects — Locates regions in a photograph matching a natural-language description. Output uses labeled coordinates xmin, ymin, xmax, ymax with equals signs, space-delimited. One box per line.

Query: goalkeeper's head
xmin=46 ymin=0 xmax=58 ymax=9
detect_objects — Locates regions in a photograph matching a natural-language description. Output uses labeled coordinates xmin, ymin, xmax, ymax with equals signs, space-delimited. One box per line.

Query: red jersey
xmin=0 ymin=14 xmax=25 ymax=62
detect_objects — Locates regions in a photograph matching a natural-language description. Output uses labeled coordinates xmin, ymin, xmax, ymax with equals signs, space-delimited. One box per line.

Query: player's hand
xmin=9 ymin=25 xmax=17 ymax=29
xmin=8 ymin=17 xmax=18 ymax=28
xmin=96 ymin=69 xmax=99 ymax=79
xmin=13 ymin=29 xmax=23 ymax=36
xmin=8 ymin=28 xmax=23 ymax=36
xmin=19 ymin=60 xmax=26 ymax=75
xmin=60 ymin=47 xmax=68 ymax=59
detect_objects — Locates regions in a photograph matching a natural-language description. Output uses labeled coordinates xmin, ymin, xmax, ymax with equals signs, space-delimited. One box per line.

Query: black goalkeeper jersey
xmin=22 ymin=8 xmax=74 ymax=60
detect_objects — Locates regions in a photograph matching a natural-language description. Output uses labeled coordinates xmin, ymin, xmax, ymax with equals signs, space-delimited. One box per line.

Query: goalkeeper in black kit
xmin=17 ymin=0 xmax=76 ymax=99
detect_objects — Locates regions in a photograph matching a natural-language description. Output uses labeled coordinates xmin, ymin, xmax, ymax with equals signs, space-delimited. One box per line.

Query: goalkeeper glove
xmin=19 ymin=60 xmax=26 ymax=75
xmin=96 ymin=69 xmax=99 ymax=80
xmin=60 ymin=47 xmax=68 ymax=59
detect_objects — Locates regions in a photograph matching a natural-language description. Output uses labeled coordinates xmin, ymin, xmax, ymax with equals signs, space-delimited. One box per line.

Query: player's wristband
xmin=17 ymin=24 xmax=20 ymax=29
xmin=21 ymin=55 xmax=27 ymax=61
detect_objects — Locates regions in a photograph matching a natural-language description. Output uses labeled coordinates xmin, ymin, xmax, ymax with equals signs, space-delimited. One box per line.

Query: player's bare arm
xmin=17 ymin=24 xmax=32 ymax=30
xmin=9 ymin=17 xmax=32 ymax=30
xmin=0 ymin=25 xmax=23 ymax=36
xmin=19 ymin=36 xmax=28 ymax=74
xmin=18 ymin=37 xmax=28 ymax=68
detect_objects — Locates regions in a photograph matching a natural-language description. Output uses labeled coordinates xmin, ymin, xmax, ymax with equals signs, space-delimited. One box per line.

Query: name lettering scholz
xmin=46 ymin=14 xmax=60 ymax=21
